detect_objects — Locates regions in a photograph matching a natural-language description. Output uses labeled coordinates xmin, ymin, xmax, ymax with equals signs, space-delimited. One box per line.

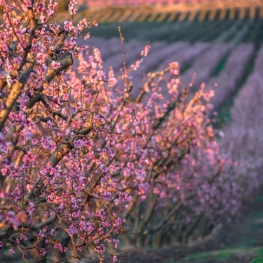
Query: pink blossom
xmin=1 ymin=168 xmax=7 ymax=175
xmin=24 ymin=0 xmax=32 ymax=8
xmin=141 ymin=45 xmax=151 ymax=57
xmin=50 ymin=229 xmax=56 ymax=237
xmin=69 ymin=224 xmax=78 ymax=235
xmin=40 ymin=249 xmax=46 ymax=256
xmin=50 ymin=61 xmax=61 ymax=70
xmin=113 ymin=239 xmax=119 ymax=249
xmin=64 ymin=21 xmax=74 ymax=32
xmin=27 ymin=202 xmax=35 ymax=215
xmin=36 ymin=3 xmax=46 ymax=13
xmin=73 ymin=139 xmax=83 ymax=148
xmin=94 ymin=244 xmax=105 ymax=253
xmin=54 ymin=243 xmax=63 ymax=252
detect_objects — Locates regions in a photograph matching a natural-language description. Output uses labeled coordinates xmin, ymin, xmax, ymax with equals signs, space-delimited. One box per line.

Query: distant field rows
xmin=220 ymin=44 xmax=263 ymax=195
xmin=83 ymin=37 xmax=257 ymax=118
xmin=75 ymin=4 xmax=263 ymax=23
xmin=86 ymin=19 xmax=263 ymax=43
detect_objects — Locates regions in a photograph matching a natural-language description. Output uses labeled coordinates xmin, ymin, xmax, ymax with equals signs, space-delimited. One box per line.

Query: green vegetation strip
xmin=250 ymin=248 xmax=263 ymax=263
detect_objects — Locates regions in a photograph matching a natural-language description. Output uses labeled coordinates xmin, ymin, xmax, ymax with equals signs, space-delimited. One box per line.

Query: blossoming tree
xmin=0 ymin=0 xmax=126 ymax=262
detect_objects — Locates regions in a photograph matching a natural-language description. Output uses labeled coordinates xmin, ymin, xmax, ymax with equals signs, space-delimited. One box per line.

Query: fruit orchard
xmin=0 ymin=1 xmax=262 ymax=263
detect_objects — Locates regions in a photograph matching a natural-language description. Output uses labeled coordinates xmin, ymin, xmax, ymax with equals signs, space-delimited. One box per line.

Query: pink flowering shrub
xmin=117 ymin=80 xmax=239 ymax=247
xmin=0 ymin=1 xmax=127 ymax=262
xmin=0 ymin=1 xmax=259 ymax=263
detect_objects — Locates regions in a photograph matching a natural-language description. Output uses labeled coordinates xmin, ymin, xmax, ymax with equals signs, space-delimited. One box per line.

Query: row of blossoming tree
xmin=0 ymin=1 xmax=261 ymax=263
